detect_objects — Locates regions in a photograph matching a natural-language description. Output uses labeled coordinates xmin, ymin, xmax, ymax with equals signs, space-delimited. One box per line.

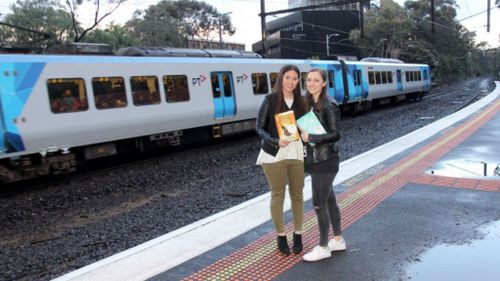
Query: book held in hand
xmin=274 ymin=110 xmax=300 ymax=141
xmin=297 ymin=110 xmax=326 ymax=135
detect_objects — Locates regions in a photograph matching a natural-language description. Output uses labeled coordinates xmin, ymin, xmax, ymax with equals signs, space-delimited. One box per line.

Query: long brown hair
xmin=273 ymin=64 xmax=305 ymax=115
xmin=305 ymin=68 xmax=328 ymax=112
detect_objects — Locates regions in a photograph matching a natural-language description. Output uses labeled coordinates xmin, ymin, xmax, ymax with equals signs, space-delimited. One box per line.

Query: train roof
xmin=346 ymin=60 xmax=428 ymax=67
xmin=360 ymin=57 xmax=405 ymax=63
xmin=0 ymin=52 xmax=426 ymax=68
xmin=116 ymin=46 xmax=262 ymax=58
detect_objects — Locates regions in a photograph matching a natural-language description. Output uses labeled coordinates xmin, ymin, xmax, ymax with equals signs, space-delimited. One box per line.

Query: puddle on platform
xmin=404 ymin=220 xmax=500 ymax=281
xmin=427 ymin=159 xmax=500 ymax=178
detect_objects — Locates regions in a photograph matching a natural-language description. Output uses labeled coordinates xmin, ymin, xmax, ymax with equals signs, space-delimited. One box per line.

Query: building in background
xmin=253 ymin=1 xmax=362 ymax=60
xmin=288 ymin=0 xmax=359 ymax=10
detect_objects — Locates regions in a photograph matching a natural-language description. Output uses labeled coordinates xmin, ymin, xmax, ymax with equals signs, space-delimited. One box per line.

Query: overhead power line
xmin=458 ymin=6 xmax=498 ymax=22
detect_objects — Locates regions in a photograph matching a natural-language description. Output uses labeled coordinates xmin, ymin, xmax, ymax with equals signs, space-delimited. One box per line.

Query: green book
xmin=297 ymin=111 xmax=326 ymax=135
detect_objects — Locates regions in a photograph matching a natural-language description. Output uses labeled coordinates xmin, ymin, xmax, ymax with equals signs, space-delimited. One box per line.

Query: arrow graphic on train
xmin=200 ymin=75 xmax=207 ymax=82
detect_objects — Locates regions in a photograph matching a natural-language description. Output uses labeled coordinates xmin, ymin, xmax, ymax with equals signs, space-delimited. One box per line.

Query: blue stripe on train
xmin=0 ymin=62 xmax=45 ymax=152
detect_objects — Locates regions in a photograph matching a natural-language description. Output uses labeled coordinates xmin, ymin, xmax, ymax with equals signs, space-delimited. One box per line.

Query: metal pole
xmin=260 ymin=0 xmax=267 ymax=56
xmin=359 ymin=0 xmax=364 ymax=38
xmin=326 ymin=34 xmax=330 ymax=57
xmin=326 ymin=34 xmax=339 ymax=57
xmin=219 ymin=16 xmax=223 ymax=47
xmin=431 ymin=0 xmax=435 ymax=33
xmin=487 ymin=0 xmax=491 ymax=32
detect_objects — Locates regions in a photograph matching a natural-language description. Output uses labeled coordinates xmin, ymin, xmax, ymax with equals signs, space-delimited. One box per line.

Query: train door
xmin=326 ymin=66 xmax=344 ymax=104
xmin=0 ymin=93 xmax=5 ymax=153
xmin=348 ymin=68 xmax=366 ymax=101
xmin=210 ymin=72 xmax=236 ymax=119
xmin=422 ymin=67 xmax=431 ymax=92
xmin=396 ymin=70 xmax=403 ymax=92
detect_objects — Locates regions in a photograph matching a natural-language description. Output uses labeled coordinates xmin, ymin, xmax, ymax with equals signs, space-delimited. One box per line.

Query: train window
xmin=423 ymin=69 xmax=428 ymax=80
xmin=382 ymin=71 xmax=388 ymax=84
xmin=251 ymin=73 xmax=269 ymax=95
xmin=92 ymin=77 xmax=127 ymax=109
xmin=375 ymin=71 xmax=381 ymax=84
xmin=210 ymin=74 xmax=221 ymax=98
xmin=163 ymin=75 xmax=190 ymax=102
xmin=352 ymin=70 xmax=361 ymax=86
xmin=327 ymin=70 xmax=335 ymax=89
xmin=301 ymin=72 xmax=307 ymax=90
xmin=131 ymin=76 xmax=160 ymax=106
xmin=417 ymin=71 xmax=422 ymax=81
xmin=368 ymin=71 xmax=375 ymax=85
xmin=270 ymin=72 xmax=278 ymax=90
xmin=47 ymin=78 xmax=89 ymax=114
xmin=388 ymin=72 xmax=393 ymax=83
xmin=222 ymin=73 xmax=233 ymax=97
xmin=405 ymin=71 xmax=409 ymax=82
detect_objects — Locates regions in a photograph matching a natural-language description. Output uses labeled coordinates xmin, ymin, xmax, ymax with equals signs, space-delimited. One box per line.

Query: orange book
xmin=274 ymin=110 xmax=300 ymax=141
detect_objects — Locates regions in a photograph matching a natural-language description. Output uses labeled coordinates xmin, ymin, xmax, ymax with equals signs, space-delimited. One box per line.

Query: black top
xmin=255 ymin=93 xmax=304 ymax=156
xmin=304 ymin=97 xmax=341 ymax=173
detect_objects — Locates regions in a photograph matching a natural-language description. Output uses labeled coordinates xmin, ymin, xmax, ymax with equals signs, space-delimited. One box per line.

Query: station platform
xmin=55 ymin=82 xmax=500 ymax=281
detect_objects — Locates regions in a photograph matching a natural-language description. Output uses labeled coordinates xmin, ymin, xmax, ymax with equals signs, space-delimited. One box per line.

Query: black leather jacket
xmin=305 ymin=97 xmax=341 ymax=164
xmin=255 ymin=93 xmax=304 ymax=156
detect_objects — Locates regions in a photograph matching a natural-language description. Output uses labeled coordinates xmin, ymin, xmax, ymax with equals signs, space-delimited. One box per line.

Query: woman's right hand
xmin=278 ymin=138 xmax=290 ymax=147
xmin=300 ymin=131 xmax=309 ymax=142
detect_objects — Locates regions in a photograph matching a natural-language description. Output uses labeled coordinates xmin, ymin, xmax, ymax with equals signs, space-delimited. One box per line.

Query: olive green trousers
xmin=262 ymin=159 xmax=305 ymax=233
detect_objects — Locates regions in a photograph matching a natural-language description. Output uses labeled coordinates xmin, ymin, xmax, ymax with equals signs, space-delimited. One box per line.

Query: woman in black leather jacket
xmin=300 ymin=68 xmax=347 ymax=262
xmin=255 ymin=64 xmax=306 ymax=256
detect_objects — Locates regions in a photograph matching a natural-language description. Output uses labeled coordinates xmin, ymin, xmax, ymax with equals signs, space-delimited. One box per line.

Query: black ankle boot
xmin=293 ymin=232 xmax=303 ymax=254
xmin=277 ymin=235 xmax=291 ymax=255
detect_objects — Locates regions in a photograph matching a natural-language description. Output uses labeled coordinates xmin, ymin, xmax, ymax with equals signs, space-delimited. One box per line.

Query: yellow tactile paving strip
xmin=182 ymin=98 xmax=500 ymax=281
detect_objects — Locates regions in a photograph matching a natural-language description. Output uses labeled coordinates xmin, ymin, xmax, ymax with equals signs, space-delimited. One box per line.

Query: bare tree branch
xmin=65 ymin=0 xmax=128 ymax=42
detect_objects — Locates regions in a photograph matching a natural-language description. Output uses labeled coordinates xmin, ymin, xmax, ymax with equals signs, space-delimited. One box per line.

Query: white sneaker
xmin=328 ymin=238 xmax=346 ymax=252
xmin=303 ymin=246 xmax=331 ymax=262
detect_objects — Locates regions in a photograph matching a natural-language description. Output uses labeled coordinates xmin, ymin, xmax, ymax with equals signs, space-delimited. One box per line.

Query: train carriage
xmin=0 ymin=48 xmax=431 ymax=183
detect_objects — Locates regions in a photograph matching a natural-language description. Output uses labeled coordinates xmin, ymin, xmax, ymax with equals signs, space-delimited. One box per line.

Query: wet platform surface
xmin=55 ymin=83 xmax=500 ymax=281
xmin=155 ymin=88 xmax=500 ymax=281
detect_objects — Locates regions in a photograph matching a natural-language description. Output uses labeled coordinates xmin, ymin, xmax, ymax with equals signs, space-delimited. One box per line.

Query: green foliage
xmin=80 ymin=23 xmax=140 ymax=50
xmin=352 ymin=0 xmax=416 ymax=59
xmin=0 ymin=0 xmax=74 ymax=49
xmin=350 ymin=0 xmax=496 ymax=85
xmin=0 ymin=0 xmax=130 ymax=49
xmin=126 ymin=0 xmax=235 ymax=47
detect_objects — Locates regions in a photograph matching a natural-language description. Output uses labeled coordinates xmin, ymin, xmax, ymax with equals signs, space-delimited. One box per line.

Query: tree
xmin=64 ymin=0 xmax=129 ymax=42
xmin=126 ymin=0 xmax=235 ymax=47
xmin=350 ymin=0 xmax=481 ymax=84
xmin=81 ymin=22 xmax=140 ymax=50
xmin=404 ymin=0 xmax=475 ymax=82
xmin=0 ymin=0 xmax=74 ymax=49
xmin=350 ymin=0 xmax=413 ymax=59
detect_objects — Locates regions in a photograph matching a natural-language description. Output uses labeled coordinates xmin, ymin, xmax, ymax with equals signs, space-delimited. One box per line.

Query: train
xmin=0 ymin=45 xmax=431 ymax=183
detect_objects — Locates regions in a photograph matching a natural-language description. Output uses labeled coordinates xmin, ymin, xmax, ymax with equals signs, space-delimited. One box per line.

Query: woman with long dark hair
xmin=300 ymin=68 xmax=346 ymax=262
xmin=255 ymin=64 xmax=307 ymax=255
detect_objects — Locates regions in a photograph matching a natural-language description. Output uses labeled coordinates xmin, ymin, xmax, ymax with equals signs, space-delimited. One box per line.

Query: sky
xmin=0 ymin=0 xmax=498 ymax=50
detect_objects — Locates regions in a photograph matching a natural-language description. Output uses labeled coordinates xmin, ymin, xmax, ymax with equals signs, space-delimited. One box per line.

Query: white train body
xmin=0 ymin=53 xmax=430 ymax=182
